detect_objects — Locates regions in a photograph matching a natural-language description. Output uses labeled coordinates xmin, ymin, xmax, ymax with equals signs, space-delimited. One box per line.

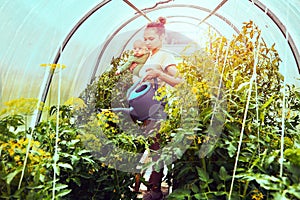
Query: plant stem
xmin=25 ymin=115 xmax=28 ymax=131
xmin=201 ymin=158 xmax=206 ymax=172
xmin=115 ymin=169 xmax=120 ymax=193
xmin=242 ymin=181 xmax=249 ymax=198
xmin=7 ymin=184 xmax=11 ymax=196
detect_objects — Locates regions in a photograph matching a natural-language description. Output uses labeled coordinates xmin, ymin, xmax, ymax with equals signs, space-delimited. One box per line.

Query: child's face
xmin=133 ymin=43 xmax=148 ymax=57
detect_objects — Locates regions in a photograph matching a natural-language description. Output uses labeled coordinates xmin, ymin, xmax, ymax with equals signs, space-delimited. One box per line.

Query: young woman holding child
xmin=139 ymin=16 xmax=182 ymax=200
xmin=115 ymin=16 xmax=182 ymax=200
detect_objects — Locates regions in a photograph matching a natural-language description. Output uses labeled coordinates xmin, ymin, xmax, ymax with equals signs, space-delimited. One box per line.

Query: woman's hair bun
xmin=157 ymin=16 xmax=166 ymax=25
xmin=146 ymin=16 xmax=166 ymax=35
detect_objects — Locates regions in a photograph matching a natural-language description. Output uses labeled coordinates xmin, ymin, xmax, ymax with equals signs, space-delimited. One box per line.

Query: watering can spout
xmin=111 ymin=107 xmax=134 ymax=115
xmin=100 ymin=78 xmax=162 ymax=122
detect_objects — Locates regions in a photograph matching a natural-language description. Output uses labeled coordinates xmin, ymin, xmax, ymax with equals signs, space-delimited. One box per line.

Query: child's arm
xmin=115 ymin=55 xmax=136 ymax=75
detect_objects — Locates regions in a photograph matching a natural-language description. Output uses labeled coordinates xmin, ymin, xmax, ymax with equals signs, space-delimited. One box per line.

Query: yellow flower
xmin=0 ymin=143 xmax=8 ymax=148
xmin=14 ymin=155 xmax=21 ymax=162
xmin=8 ymin=148 xmax=14 ymax=156
xmin=97 ymin=112 xmax=103 ymax=118
xmin=88 ymin=169 xmax=95 ymax=174
xmin=251 ymin=189 xmax=264 ymax=200
xmin=192 ymin=87 xmax=198 ymax=94
xmin=40 ymin=167 xmax=46 ymax=173
xmin=204 ymin=92 xmax=210 ymax=98
xmin=1 ymin=98 xmax=43 ymax=116
xmin=33 ymin=141 xmax=41 ymax=147
xmin=197 ymin=137 xmax=201 ymax=144
xmin=38 ymin=149 xmax=45 ymax=155
xmin=23 ymin=138 xmax=29 ymax=145
xmin=40 ymin=63 xmax=67 ymax=69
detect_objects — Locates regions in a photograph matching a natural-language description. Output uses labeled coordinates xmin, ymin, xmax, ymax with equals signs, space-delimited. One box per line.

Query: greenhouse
xmin=0 ymin=0 xmax=299 ymax=199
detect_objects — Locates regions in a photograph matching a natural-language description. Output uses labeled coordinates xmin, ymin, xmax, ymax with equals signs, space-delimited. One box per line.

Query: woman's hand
xmin=142 ymin=68 xmax=161 ymax=82
xmin=141 ymin=65 xmax=182 ymax=87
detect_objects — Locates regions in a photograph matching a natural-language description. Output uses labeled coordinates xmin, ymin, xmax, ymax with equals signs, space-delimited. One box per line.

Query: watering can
xmin=111 ymin=78 xmax=163 ymax=121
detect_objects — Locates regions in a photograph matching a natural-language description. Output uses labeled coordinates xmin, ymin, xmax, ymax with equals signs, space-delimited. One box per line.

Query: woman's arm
xmin=142 ymin=64 xmax=182 ymax=87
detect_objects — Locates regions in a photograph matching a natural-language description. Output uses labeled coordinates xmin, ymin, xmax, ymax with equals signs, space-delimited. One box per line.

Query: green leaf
xmin=70 ymin=154 xmax=80 ymax=165
xmin=295 ymin=91 xmax=300 ymax=100
xmin=219 ymin=166 xmax=230 ymax=181
xmin=196 ymin=167 xmax=209 ymax=182
xmin=264 ymin=150 xmax=279 ymax=166
xmin=193 ymin=193 xmax=206 ymax=200
xmin=56 ymin=189 xmax=72 ymax=197
xmin=28 ymin=185 xmax=44 ymax=189
xmin=217 ymin=183 xmax=225 ymax=190
xmin=174 ymin=147 xmax=184 ymax=159
xmin=33 ymin=168 xmax=41 ymax=184
xmin=236 ymin=81 xmax=250 ymax=91
xmin=69 ymin=177 xmax=81 ymax=187
xmin=39 ymin=173 xmax=45 ymax=183
xmin=6 ymin=167 xmax=22 ymax=185
xmin=77 ymin=149 xmax=91 ymax=155
xmin=260 ymin=95 xmax=276 ymax=110
xmin=254 ymin=174 xmax=281 ymax=190
xmin=222 ymin=109 xmax=235 ymax=121
xmin=82 ymin=156 xmax=95 ymax=164
xmin=58 ymin=162 xmax=73 ymax=170
xmin=285 ymin=184 xmax=300 ymax=198
xmin=54 ymin=183 xmax=68 ymax=191
xmin=167 ymin=189 xmax=191 ymax=199
xmin=68 ymin=139 xmax=80 ymax=146
xmin=191 ymin=184 xmax=199 ymax=193
xmin=53 ymin=164 xmax=60 ymax=176
xmin=176 ymin=166 xmax=193 ymax=179
xmin=211 ymin=191 xmax=228 ymax=196
xmin=225 ymin=140 xmax=237 ymax=157
xmin=271 ymin=192 xmax=289 ymax=200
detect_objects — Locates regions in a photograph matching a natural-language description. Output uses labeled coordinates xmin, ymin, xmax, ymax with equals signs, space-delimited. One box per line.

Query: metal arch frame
xmin=163 ymin=4 xmax=239 ymax=33
xmin=90 ymin=15 xmax=145 ymax=84
xmin=91 ymin=4 xmax=240 ymax=82
xmin=167 ymin=15 xmax=223 ymax=36
xmin=250 ymin=0 xmax=300 ymax=73
xmin=118 ymin=16 xmax=223 ymax=56
xmin=35 ymin=1 xmax=300 ymax=125
xmin=118 ymin=16 xmax=224 ymax=55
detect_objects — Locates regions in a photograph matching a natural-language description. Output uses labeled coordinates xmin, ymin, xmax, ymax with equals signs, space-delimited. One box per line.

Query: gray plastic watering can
xmin=111 ymin=78 xmax=162 ymax=121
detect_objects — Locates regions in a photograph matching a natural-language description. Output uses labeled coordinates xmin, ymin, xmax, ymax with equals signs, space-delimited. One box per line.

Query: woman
xmin=139 ymin=17 xmax=182 ymax=87
xmin=139 ymin=16 xmax=182 ymax=200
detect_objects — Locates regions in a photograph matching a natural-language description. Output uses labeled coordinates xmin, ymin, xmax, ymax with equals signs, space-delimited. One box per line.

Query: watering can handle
xmin=153 ymin=78 xmax=158 ymax=91
xmin=126 ymin=78 xmax=159 ymax=99
xmin=126 ymin=78 xmax=142 ymax=99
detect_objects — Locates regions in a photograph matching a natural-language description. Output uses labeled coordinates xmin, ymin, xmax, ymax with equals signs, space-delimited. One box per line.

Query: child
xmin=115 ymin=39 xmax=150 ymax=79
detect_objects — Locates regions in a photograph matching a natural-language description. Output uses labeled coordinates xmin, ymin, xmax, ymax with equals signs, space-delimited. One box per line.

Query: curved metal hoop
xmin=36 ymin=1 xmax=300 ymax=125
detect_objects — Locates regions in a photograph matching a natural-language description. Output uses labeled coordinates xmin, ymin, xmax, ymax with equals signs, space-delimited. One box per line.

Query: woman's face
xmin=144 ymin=28 xmax=163 ymax=52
